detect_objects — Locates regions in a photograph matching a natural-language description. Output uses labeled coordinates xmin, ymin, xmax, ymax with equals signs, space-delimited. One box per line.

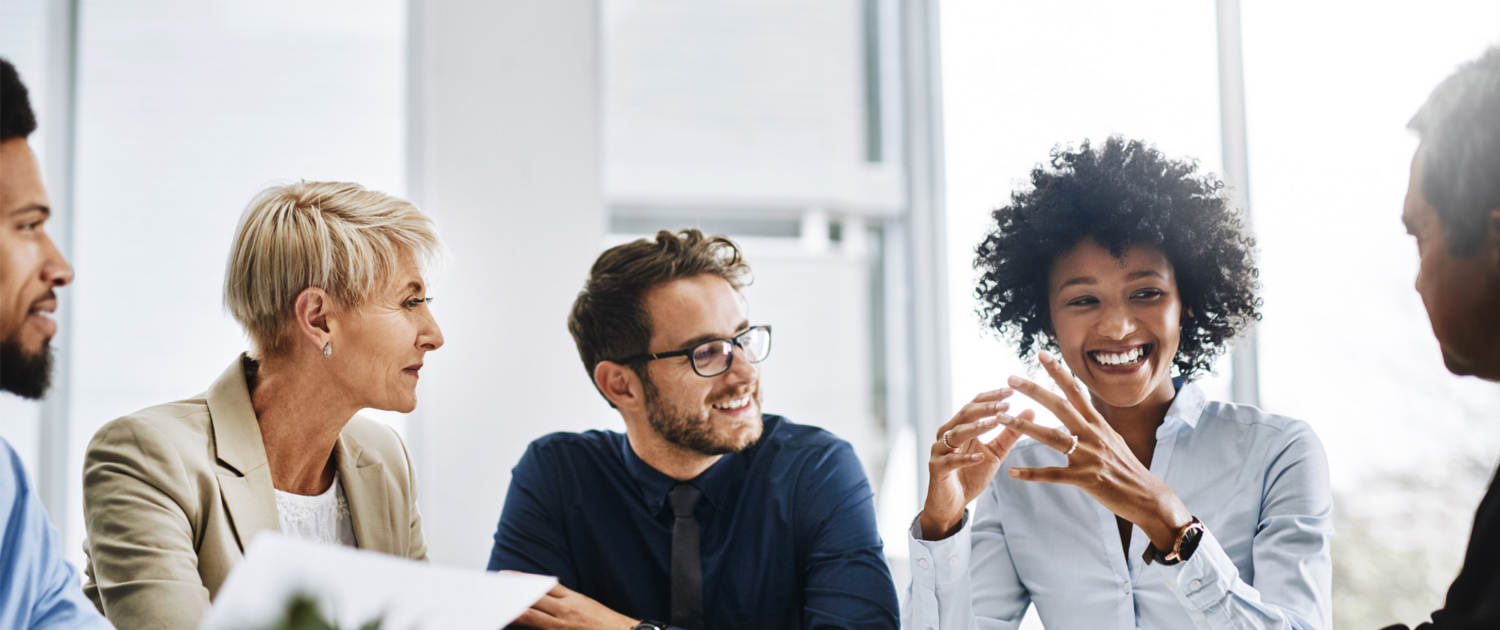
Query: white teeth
xmin=714 ymin=395 xmax=751 ymax=410
xmin=1092 ymin=347 xmax=1146 ymax=366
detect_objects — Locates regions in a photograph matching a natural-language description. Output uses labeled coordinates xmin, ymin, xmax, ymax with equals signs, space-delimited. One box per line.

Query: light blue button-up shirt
xmin=0 ymin=438 xmax=113 ymax=629
xmin=906 ymin=382 xmax=1332 ymax=630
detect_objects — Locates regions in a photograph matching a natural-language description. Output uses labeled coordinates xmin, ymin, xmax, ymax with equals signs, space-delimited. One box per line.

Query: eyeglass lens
xmin=690 ymin=327 xmax=771 ymax=376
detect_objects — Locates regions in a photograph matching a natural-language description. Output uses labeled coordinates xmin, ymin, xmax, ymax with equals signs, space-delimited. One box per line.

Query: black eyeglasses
xmin=618 ymin=325 xmax=772 ymax=377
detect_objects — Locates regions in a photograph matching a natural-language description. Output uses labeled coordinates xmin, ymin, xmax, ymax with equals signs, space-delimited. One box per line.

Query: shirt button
xmin=1121 ymin=582 xmax=1132 ymax=595
xmin=948 ymin=555 xmax=959 ymax=567
xmin=1190 ymin=579 xmax=1202 ymax=590
xmin=917 ymin=558 xmax=930 ymax=569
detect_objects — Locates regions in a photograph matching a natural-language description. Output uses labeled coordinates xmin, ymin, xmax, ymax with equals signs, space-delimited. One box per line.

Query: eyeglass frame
xmin=615 ymin=325 xmax=773 ymax=378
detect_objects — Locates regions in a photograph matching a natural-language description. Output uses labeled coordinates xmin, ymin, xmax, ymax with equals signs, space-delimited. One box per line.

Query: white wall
xmin=408 ymin=0 xmax=608 ymax=568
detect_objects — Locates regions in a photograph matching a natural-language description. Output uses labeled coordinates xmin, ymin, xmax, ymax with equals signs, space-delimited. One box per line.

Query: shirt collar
xmin=1157 ymin=379 xmax=1207 ymax=438
xmin=621 ymin=418 xmax=771 ymax=514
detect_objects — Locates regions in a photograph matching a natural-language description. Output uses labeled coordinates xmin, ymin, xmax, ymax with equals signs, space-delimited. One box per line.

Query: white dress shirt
xmin=905 ymin=382 xmax=1332 ymax=630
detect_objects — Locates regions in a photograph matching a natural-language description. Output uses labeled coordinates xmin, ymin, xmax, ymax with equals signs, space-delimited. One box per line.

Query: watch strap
xmin=1142 ymin=517 xmax=1205 ymax=566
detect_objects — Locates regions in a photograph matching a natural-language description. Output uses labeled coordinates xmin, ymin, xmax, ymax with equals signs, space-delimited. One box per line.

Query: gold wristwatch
xmin=1143 ymin=517 xmax=1205 ymax=565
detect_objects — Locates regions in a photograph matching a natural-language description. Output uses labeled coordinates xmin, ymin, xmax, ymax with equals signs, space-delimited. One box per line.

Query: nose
xmin=418 ymin=308 xmax=444 ymax=351
xmin=41 ymin=232 xmax=73 ymax=288
xmin=722 ymin=344 xmax=758 ymax=386
xmin=1095 ymin=300 xmax=1136 ymax=340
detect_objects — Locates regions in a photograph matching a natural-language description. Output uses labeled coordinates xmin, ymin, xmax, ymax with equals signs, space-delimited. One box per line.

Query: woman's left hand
xmin=999 ymin=351 xmax=1193 ymax=550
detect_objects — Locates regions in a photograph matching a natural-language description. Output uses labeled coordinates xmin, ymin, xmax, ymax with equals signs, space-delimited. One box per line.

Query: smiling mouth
xmin=711 ymin=394 xmax=753 ymax=411
xmin=28 ymin=297 xmax=56 ymax=316
xmin=25 ymin=299 xmax=58 ymax=334
xmin=1088 ymin=343 xmax=1152 ymax=368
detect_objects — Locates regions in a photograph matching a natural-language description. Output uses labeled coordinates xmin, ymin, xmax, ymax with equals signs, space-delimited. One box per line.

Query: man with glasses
xmin=0 ymin=58 xmax=112 ymax=628
xmin=488 ymin=229 xmax=898 ymax=630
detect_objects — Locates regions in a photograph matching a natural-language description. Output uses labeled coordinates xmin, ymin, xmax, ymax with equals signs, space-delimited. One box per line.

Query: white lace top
xmin=275 ymin=474 xmax=356 ymax=547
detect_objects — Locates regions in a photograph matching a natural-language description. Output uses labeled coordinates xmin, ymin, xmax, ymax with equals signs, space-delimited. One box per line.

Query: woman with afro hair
xmin=905 ymin=137 xmax=1331 ymax=630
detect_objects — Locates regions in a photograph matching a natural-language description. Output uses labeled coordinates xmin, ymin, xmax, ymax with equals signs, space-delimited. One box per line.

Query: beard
xmin=641 ymin=374 xmax=763 ymax=456
xmin=0 ymin=337 xmax=53 ymax=400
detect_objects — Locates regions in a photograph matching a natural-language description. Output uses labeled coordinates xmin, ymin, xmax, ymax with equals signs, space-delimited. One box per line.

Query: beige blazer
xmin=81 ymin=355 xmax=427 ymax=630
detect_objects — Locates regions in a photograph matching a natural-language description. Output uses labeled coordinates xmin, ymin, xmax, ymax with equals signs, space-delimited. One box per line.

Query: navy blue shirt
xmin=488 ymin=415 xmax=899 ymax=630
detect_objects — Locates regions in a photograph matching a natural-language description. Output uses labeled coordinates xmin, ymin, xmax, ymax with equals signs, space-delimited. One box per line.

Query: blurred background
xmin=1 ymin=1 xmax=1497 ymax=628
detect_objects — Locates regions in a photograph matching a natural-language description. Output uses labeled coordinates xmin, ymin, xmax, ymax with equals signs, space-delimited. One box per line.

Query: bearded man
xmin=0 ymin=57 xmax=112 ymax=629
xmin=488 ymin=229 xmax=898 ymax=630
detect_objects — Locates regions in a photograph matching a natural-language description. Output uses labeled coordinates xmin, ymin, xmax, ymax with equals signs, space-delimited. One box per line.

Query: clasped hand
xmin=921 ymin=351 xmax=1190 ymax=549
xmin=503 ymin=574 xmax=639 ymax=630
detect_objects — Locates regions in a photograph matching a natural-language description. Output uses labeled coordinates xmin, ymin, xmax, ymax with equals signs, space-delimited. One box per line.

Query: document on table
xmin=198 ymin=533 xmax=556 ymax=630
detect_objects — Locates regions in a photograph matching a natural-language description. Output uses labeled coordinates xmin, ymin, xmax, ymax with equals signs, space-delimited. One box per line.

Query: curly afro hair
xmin=974 ymin=137 xmax=1260 ymax=380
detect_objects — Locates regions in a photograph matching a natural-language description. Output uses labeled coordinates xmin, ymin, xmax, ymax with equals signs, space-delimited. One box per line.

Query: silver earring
xmin=323 ymin=342 xmax=332 ymax=357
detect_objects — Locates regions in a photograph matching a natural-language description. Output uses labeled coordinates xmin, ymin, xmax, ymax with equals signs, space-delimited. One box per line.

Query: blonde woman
xmin=80 ymin=182 xmax=444 ymax=630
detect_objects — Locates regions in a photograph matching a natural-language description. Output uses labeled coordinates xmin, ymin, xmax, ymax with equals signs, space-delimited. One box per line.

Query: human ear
xmin=1039 ymin=325 xmax=1059 ymax=354
xmin=594 ymin=361 xmax=644 ymax=411
xmin=292 ymin=287 xmax=333 ymax=351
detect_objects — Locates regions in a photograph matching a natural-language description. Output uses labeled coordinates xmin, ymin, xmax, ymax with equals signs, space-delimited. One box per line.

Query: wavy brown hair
xmin=569 ymin=229 xmax=752 ymax=404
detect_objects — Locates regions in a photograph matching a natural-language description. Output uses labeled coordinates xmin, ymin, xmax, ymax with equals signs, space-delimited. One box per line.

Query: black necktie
xmin=668 ymin=483 xmax=705 ymax=630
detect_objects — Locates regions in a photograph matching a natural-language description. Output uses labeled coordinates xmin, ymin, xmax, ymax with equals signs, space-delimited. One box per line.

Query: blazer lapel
xmin=207 ymin=354 xmax=281 ymax=551
xmin=337 ymin=432 xmax=396 ymax=555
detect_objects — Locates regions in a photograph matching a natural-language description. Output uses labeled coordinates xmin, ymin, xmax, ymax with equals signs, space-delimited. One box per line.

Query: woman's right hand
xmin=918 ymin=388 xmax=1026 ymax=540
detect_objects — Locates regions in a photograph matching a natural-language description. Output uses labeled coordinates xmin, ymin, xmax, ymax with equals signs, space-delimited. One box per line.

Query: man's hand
xmin=512 ymin=580 xmax=640 ymax=630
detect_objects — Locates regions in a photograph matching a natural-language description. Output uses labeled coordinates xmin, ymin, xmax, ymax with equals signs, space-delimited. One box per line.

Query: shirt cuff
xmin=907 ymin=511 xmax=971 ymax=587
xmin=1159 ymin=527 xmax=1238 ymax=611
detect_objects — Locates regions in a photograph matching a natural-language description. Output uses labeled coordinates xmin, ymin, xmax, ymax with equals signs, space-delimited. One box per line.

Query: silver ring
xmin=1064 ymin=433 xmax=1079 ymax=455
xmin=941 ymin=430 xmax=958 ymax=451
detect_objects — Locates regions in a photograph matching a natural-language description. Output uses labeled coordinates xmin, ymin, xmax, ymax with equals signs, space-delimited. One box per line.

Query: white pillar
xmin=1216 ymin=0 xmax=1260 ymax=408
xmin=407 ymin=0 xmax=606 ymax=567
xmin=900 ymin=0 xmax=951 ymax=505
xmin=38 ymin=0 xmax=80 ymax=532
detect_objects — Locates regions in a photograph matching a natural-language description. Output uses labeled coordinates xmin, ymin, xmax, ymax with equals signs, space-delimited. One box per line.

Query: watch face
xmin=1177 ymin=520 xmax=1206 ymax=561
xmin=632 ymin=621 xmax=667 ymax=630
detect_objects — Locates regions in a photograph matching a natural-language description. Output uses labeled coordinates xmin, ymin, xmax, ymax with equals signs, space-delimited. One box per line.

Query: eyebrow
xmin=675 ymin=320 xmax=751 ymax=350
xmin=1059 ymin=269 xmax=1164 ymax=289
xmin=7 ymin=204 xmax=50 ymax=218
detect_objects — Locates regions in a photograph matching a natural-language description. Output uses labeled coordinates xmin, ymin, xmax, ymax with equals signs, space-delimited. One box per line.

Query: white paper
xmin=197 ymin=533 xmax=556 ymax=630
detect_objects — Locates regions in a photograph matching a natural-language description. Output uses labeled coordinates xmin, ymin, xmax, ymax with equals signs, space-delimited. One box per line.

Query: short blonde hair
xmin=224 ymin=181 xmax=444 ymax=357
